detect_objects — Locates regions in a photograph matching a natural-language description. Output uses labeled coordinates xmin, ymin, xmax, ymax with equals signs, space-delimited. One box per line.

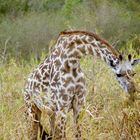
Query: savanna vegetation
xmin=0 ymin=0 xmax=140 ymax=139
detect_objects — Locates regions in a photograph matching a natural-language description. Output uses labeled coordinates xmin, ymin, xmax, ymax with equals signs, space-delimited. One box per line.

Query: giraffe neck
xmin=53 ymin=31 xmax=120 ymax=71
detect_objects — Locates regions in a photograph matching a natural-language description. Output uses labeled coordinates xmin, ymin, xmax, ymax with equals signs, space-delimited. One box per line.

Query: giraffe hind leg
xmin=25 ymin=104 xmax=40 ymax=140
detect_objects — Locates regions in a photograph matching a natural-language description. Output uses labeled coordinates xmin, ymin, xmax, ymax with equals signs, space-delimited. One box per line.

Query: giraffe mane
xmin=59 ymin=31 xmax=120 ymax=57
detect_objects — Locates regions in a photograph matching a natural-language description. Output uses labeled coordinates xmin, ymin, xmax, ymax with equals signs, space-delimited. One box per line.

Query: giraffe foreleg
xmin=73 ymin=110 xmax=82 ymax=140
xmin=49 ymin=112 xmax=56 ymax=139
xmin=25 ymin=104 xmax=41 ymax=140
xmin=39 ymin=122 xmax=51 ymax=140
xmin=73 ymin=96 xmax=82 ymax=140
xmin=53 ymin=110 xmax=67 ymax=140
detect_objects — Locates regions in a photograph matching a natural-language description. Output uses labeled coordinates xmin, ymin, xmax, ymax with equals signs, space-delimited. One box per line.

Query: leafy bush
xmin=0 ymin=0 xmax=139 ymax=62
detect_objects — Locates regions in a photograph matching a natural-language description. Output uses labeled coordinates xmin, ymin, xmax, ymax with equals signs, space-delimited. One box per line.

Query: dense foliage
xmin=0 ymin=0 xmax=139 ymax=62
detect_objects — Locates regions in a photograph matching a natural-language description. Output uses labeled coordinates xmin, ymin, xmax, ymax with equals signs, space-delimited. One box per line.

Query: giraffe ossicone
xmin=24 ymin=31 xmax=140 ymax=140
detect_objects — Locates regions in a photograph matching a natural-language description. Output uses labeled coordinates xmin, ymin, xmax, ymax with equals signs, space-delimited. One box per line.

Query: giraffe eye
xmin=116 ymin=74 xmax=123 ymax=77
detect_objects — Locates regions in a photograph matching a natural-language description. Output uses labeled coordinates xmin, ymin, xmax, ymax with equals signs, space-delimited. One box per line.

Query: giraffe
xmin=24 ymin=31 xmax=140 ymax=140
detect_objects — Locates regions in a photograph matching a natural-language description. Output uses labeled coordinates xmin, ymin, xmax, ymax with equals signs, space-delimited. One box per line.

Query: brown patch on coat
xmin=88 ymin=45 xmax=94 ymax=55
xmin=62 ymin=60 xmax=70 ymax=73
xmin=42 ymin=81 xmax=49 ymax=87
xmin=77 ymin=77 xmax=85 ymax=84
xmin=72 ymin=68 xmax=78 ymax=78
xmin=69 ymin=51 xmax=82 ymax=59
xmin=41 ymin=65 xmax=48 ymax=74
xmin=78 ymin=47 xmax=86 ymax=54
xmin=62 ymin=77 xmax=74 ymax=87
xmin=53 ymin=73 xmax=60 ymax=81
xmin=43 ymin=72 xmax=49 ymax=80
xmin=35 ymin=72 xmax=42 ymax=81
xmin=75 ymin=39 xmax=82 ymax=45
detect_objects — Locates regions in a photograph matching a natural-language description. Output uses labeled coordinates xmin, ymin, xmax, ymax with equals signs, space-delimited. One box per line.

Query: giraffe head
xmin=114 ymin=54 xmax=140 ymax=94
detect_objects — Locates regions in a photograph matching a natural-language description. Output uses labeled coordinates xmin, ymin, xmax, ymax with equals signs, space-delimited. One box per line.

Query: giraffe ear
xmin=131 ymin=59 xmax=140 ymax=67
xmin=128 ymin=54 xmax=132 ymax=61
xmin=119 ymin=55 xmax=123 ymax=61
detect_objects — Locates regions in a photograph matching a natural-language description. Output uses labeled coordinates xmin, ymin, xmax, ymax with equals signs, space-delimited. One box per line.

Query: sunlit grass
xmin=0 ymin=54 xmax=140 ymax=140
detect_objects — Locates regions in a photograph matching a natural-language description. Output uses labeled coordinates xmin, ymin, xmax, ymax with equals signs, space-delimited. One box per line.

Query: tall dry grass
xmin=0 ymin=54 xmax=140 ymax=140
